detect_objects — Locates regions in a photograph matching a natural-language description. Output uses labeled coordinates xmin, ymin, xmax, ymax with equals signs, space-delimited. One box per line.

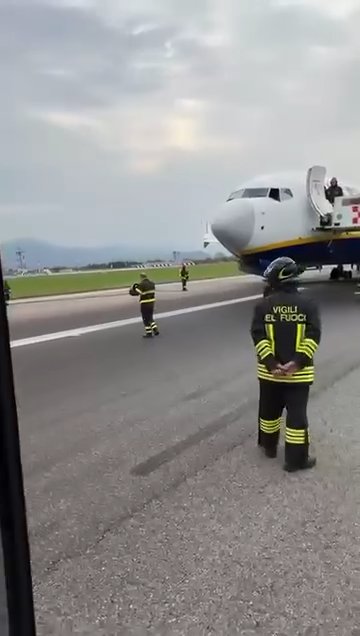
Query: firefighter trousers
xmin=140 ymin=302 xmax=158 ymax=335
xmin=258 ymin=380 xmax=310 ymax=467
xmin=181 ymin=277 xmax=188 ymax=290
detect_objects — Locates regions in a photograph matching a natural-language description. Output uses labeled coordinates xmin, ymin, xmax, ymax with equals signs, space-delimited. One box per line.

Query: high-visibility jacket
xmin=250 ymin=286 xmax=321 ymax=384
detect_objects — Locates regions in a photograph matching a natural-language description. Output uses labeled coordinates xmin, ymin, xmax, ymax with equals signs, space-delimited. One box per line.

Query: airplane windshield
xmin=227 ymin=188 xmax=269 ymax=201
xmin=227 ymin=187 xmax=293 ymax=202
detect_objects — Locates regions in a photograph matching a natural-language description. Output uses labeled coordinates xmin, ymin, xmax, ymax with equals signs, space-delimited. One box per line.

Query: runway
xmin=9 ymin=276 xmax=260 ymax=341
xmin=10 ymin=275 xmax=360 ymax=635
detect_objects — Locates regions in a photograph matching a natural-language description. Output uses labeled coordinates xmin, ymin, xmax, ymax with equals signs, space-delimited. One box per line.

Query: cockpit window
xmin=227 ymin=188 xmax=269 ymax=201
xmin=280 ymin=188 xmax=293 ymax=200
xmin=226 ymin=189 xmax=244 ymax=201
xmin=226 ymin=186 xmax=293 ymax=202
xmin=242 ymin=188 xmax=269 ymax=198
xmin=269 ymin=188 xmax=280 ymax=202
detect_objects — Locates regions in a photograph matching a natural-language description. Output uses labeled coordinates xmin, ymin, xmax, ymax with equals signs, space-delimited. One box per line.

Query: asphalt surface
xmin=9 ymin=274 xmax=360 ymax=635
xmin=9 ymin=277 xmax=257 ymax=341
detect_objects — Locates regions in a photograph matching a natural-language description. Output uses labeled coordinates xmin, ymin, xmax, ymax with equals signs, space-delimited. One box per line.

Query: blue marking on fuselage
xmin=239 ymin=238 xmax=360 ymax=275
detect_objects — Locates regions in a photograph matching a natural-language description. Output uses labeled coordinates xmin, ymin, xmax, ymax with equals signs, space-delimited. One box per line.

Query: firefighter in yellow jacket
xmin=179 ymin=263 xmax=189 ymax=291
xmin=250 ymin=256 xmax=321 ymax=472
xmin=129 ymin=273 xmax=159 ymax=338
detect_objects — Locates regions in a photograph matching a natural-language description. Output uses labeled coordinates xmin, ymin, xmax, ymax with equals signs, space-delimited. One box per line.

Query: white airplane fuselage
xmin=209 ymin=168 xmax=360 ymax=276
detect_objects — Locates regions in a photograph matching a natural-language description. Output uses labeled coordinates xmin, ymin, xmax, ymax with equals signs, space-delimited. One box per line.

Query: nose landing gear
xmin=329 ymin=265 xmax=353 ymax=280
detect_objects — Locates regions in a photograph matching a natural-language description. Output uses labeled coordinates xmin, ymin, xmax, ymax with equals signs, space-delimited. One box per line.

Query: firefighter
xmin=325 ymin=177 xmax=343 ymax=205
xmin=179 ymin=263 xmax=189 ymax=291
xmin=129 ymin=273 xmax=159 ymax=338
xmin=250 ymin=256 xmax=321 ymax=472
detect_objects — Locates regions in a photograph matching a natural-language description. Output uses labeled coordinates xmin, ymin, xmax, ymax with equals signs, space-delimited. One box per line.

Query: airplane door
xmin=0 ymin=256 xmax=37 ymax=636
xmin=306 ymin=165 xmax=333 ymax=220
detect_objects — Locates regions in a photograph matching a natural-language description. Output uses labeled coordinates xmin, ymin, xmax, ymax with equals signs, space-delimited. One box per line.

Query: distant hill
xmin=0 ymin=239 xmax=211 ymax=269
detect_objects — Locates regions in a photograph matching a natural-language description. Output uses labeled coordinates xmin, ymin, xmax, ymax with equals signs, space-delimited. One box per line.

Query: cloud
xmin=0 ymin=0 xmax=360 ymax=247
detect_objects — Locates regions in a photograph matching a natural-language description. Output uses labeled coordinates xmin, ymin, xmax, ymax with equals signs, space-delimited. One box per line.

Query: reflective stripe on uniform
xmin=295 ymin=324 xmax=318 ymax=359
xmin=260 ymin=417 xmax=281 ymax=434
xmin=265 ymin=323 xmax=275 ymax=355
xmin=255 ymin=339 xmax=273 ymax=360
xmin=139 ymin=290 xmax=155 ymax=304
xmin=285 ymin=427 xmax=306 ymax=444
xmin=257 ymin=362 xmax=314 ymax=383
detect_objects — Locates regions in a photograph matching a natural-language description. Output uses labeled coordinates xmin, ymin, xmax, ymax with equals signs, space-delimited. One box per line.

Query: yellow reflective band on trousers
xmin=257 ymin=363 xmax=314 ymax=383
xmin=295 ymin=324 xmax=318 ymax=359
xmin=260 ymin=417 xmax=281 ymax=434
xmin=285 ymin=427 xmax=306 ymax=444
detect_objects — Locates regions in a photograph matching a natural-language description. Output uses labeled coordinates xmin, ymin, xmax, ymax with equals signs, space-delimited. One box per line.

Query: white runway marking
xmin=10 ymin=294 xmax=262 ymax=349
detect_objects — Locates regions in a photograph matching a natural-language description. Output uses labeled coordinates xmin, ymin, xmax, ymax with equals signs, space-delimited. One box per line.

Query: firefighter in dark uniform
xmin=325 ymin=177 xmax=343 ymax=205
xmin=129 ymin=273 xmax=159 ymax=338
xmin=250 ymin=256 xmax=321 ymax=472
xmin=180 ymin=263 xmax=189 ymax=291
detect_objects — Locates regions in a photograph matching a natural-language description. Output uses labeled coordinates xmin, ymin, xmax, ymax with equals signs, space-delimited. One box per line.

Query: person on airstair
xmin=325 ymin=177 xmax=343 ymax=205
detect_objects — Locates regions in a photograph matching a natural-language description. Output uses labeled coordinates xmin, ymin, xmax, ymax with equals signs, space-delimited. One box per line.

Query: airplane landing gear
xmin=329 ymin=265 xmax=352 ymax=280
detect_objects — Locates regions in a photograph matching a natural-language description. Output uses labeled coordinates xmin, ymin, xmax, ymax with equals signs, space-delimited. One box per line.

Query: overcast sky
xmin=1 ymin=0 xmax=360 ymax=248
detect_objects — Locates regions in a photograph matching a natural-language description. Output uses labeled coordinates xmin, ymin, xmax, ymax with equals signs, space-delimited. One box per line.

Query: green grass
xmin=7 ymin=261 xmax=241 ymax=299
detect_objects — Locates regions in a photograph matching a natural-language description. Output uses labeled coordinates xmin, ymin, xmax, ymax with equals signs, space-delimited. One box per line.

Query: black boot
xmin=143 ymin=333 xmax=153 ymax=339
xmin=264 ymin=446 xmax=277 ymax=458
xmin=284 ymin=456 xmax=316 ymax=472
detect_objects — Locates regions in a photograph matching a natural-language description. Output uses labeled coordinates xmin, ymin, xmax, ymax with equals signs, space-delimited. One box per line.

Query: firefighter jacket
xmin=250 ymin=286 xmax=321 ymax=384
xmin=325 ymin=185 xmax=343 ymax=204
xmin=180 ymin=267 xmax=189 ymax=280
xmin=129 ymin=278 xmax=155 ymax=304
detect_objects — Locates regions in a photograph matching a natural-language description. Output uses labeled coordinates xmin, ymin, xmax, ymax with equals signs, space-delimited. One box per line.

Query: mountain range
xmin=0 ymin=239 xmax=216 ymax=269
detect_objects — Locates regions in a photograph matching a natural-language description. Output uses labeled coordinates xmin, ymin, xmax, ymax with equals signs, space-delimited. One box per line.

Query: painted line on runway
xmin=10 ymin=293 xmax=262 ymax=349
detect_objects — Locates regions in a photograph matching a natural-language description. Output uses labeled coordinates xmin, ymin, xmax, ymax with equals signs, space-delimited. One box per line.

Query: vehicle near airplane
xmin=204 ymin=166 xmax=360 ymax=281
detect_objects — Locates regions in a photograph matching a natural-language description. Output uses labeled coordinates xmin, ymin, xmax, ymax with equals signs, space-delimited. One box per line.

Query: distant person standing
xmin=129 ymin=273 xmax=159 ymax=338
xmin=179 ymin=263 xmax=189 ymax=291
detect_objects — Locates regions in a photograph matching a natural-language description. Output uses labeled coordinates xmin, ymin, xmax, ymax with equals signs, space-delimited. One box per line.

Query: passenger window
xmin=280 ymin=188 xmax=293 ymax=200
xmin=269 ymin=188 xmax=280 ymax=202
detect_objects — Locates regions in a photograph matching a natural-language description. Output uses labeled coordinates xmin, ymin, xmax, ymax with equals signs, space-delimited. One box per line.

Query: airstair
xmin=307 ymin=165 xmax=360 ymax=232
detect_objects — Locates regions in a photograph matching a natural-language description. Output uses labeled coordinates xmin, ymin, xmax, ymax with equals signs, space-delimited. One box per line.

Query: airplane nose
xmin=211 ymin=200 xmax=255 ymax=254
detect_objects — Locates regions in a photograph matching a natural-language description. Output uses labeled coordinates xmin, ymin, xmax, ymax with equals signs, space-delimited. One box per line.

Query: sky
xmin=1 ymin=0 xmax=360 ymax=248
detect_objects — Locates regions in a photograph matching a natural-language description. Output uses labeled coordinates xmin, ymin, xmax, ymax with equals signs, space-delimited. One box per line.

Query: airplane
xmin=203 ymin=165 xmax=360 ymax=282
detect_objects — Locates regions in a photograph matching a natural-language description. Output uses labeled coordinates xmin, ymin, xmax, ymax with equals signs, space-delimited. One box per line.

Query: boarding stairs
xmin=307 ymin=165 xmax=360 ymax=233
